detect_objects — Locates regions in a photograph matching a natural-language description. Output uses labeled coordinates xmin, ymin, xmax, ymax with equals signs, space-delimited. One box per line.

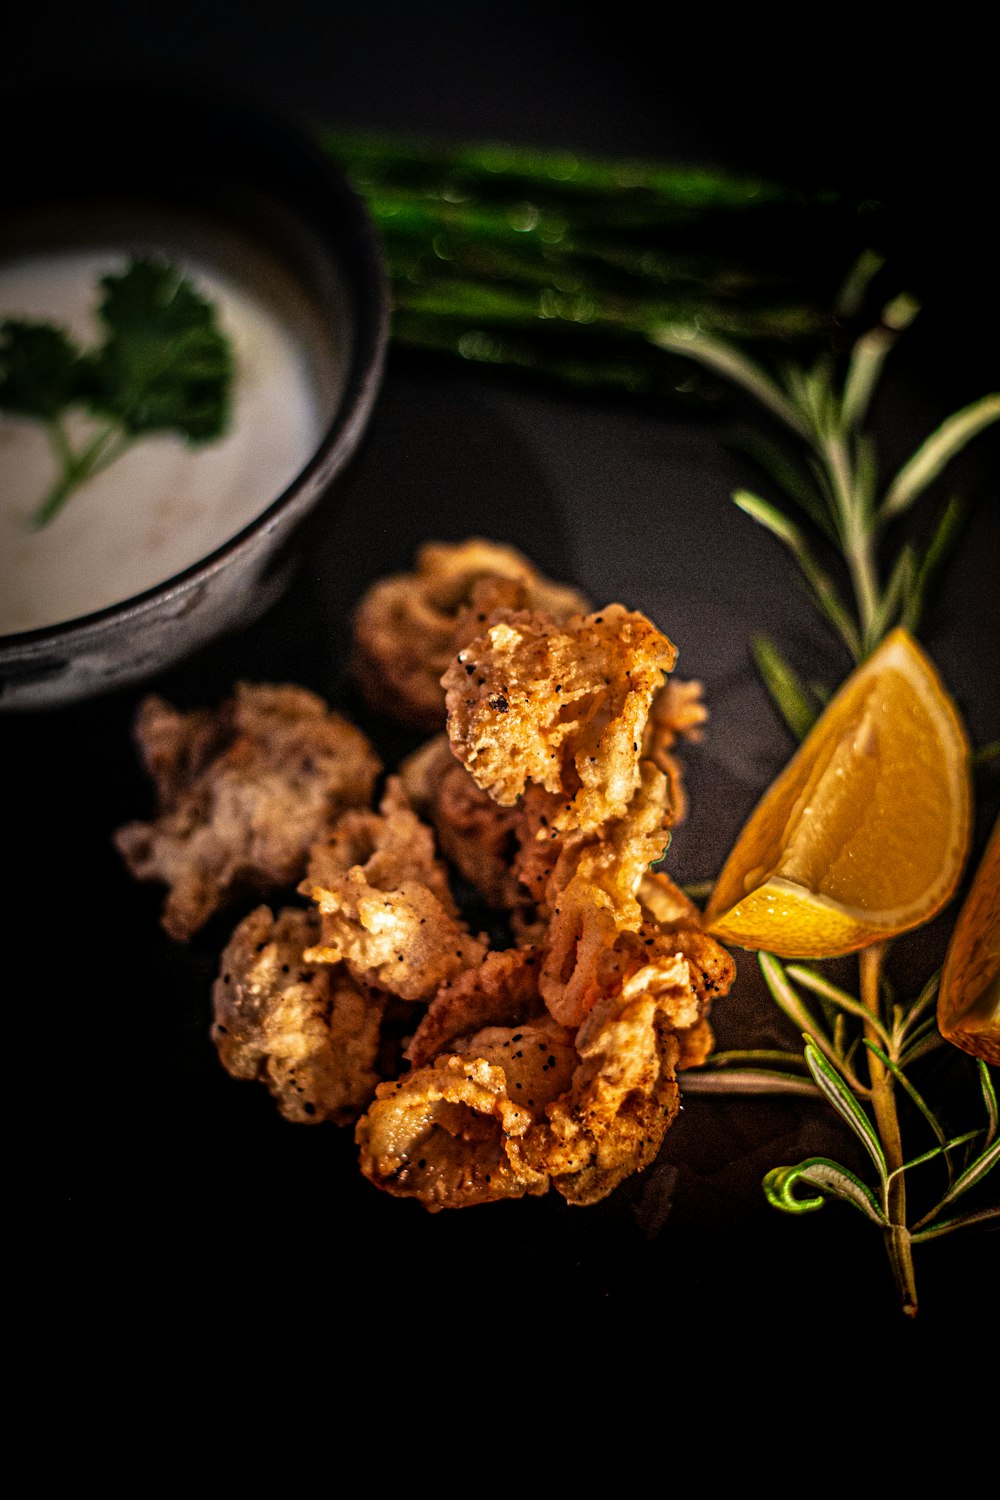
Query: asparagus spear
xmin=320 ymin=128 xmax=883 ymax=397
xmin=320 ymin=129 xmax=834 ymax=212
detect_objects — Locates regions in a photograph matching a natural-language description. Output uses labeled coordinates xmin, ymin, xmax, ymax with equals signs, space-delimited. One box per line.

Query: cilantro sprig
xmin=0 ymin=257 xmax=234 ymax=529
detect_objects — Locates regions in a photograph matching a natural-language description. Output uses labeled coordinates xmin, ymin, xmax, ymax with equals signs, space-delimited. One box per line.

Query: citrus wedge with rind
xmin=703 ymin=629 xmax=971 ymax=958
xmin=937 ymin=816 xmax=999 ymax=1065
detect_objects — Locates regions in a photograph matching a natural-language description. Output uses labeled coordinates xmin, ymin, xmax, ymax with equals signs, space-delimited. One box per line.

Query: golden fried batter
xmin=495 ymin=762 xmax=673 ymax=1024
xmin=351 ymin=538 xmax=589 ymax=730
xmin=448 ymin=1025 xmax=578 ymax=1109
xmin=400 ymin=734 xmax=520 ymax=908
xmin=644 ymin=677 xmax=708 ymax=822
xmin=306 ymin=776 xmax=457 ymax=915
xmin=357 ymin=925 xmax=731 ymax=1210
xmin=442 ymin=604 xmax=676 ymax=832
xmin=118 ymin=540 xmax=735 ymax=1218
xmin=637 ymin=868 xmax=699 ymax=926
xmin=510 ymin=936 xmax=722 ymax=1204
xmin=212 ymin=905 xmax=386 ymax=1124
xmin=115 ymin=684 xmax=381 ymax=940
xmin=406 ymin=945 xmax=547 ymax=1067
xmin=300 ymin=778 xmax=487 ymax=1001
xmin=356 ymin=1055 xmax=549 ymax=1209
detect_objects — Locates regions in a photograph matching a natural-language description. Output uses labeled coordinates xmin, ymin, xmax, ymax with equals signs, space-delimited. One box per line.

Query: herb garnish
xmin=0 ymin=257 xmax=234 ymax=529
xmin=654 ymin=257 xmax=1000 ymax=730
xmin=688 ymin=946 xmax=999 ymax=1317
xmin=659 ymin=260 xmax=999 ymax=1317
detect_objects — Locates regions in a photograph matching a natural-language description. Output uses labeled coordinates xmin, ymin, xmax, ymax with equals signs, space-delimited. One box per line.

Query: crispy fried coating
xmin=542 ymin=861 xmax=733 ymax=1034
xmin=115 ymin=684 xmax=381 ymax=940
xmin=644 ymin=677 xmax=708 ymax=822
xmin=119 ymin=543 xmax=734 ymax=1215
xmin=306 ymin=776 xmax=458 ymax=915
xmin=504 ymin=785 xmax=567 ymax=925
xmin=351 ymin=538 xmax=589 ymax=730
xmin=358 ymin=924 xmax=731 ymax=1210
xmin=540 ymin=879 xmax=624 ymax=1027
xmin=356 ymin=1055 xmax=549 ymax=1209
xmin=647 ymin=675 xmax=708 ymax=750
xmin=400 ymin=734 xmax=520 ymax=908
xmin=560 ymin=761 xmax=672 ymax=917
xmin=448 ymin=1025 xmax=578 ymax=1112
xmin=518 ymin=763 xmax=673 ymax=1024
xmin=212 ymin=905 xmax=386 ymax=1125
xmin=357 ymin=944 xmax=575 ymax=1209
xmin=406 ymin=945 xmax=547 ymax=1067
xmin=510 ymin=937 xmax=717 ymax=1204
xmin=443 ymin=604 xmax=676 ymax=832
xmin=300 ymin=778 xmax=487 ymax=1001
xmin=638 ymin=868 xmax=699 ymax=926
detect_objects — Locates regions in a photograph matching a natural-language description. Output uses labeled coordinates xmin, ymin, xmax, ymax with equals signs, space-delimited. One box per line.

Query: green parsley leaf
xmin=0 ymin=320 xmax=85 ymax=421
xmin=83 ymin=257 xmax=233 ymax=442
xmin=0 ymin=256 xmax=235 ymax=528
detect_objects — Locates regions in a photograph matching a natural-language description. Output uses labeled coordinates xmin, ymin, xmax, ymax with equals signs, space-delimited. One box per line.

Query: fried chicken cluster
xmin=116 ymin=540 xmax=731 ymax=1212
xmin=114 ymin=683 xmax=381 ymax=939
xmin=351 ymin=538 xmax=590 ymax=730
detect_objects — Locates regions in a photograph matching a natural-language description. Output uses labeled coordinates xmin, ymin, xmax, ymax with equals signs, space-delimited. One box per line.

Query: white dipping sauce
xmin=0 ymin=247 xmax=327 ymax=634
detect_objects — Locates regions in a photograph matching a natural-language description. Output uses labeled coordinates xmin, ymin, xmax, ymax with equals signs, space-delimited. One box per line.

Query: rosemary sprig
xmin=652 ymin=266 xmax=1000 ymax=733
xmin=685 ymin=949 xmax=1000 ymax=1316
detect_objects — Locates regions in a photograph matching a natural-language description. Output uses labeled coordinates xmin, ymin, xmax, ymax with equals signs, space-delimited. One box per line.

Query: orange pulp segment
xmin=938 ymin=816 xmax=999 ymax=1064
xmin=703 ymin=628 xmax=972 ymax=958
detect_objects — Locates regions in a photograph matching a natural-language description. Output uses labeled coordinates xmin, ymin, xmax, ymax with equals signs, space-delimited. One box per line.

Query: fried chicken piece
xmin=114 ymin=684 xmax=381 ymax=940
xmin=511 ymin=762 xmax=672 ymax=1024
xmin=399 ymin=734 xmax=520 ymax=908
xmin=358 ymin=941 xmax=577 ymax=1208
xmin=442 ymin=604 xmax=676 ymax=833
xmin=300 ymin=778 xmax=487 ymax=1001
xmin=406 ymin=945 xmax=547 ymax=1067
xmin=509 ymin=935 xmax=724 ymax=1204
xmin=351 ymin=538 xmax=589 ymax=730
xmin=637 ymin=868 xmax=700 ymax=926
xmin=212 ymin=905 xmax=386 ymax=1125
xmin=643 ymin=677 xmax=708 ymax=822
xmin=448 ymin=1024 xmax=578 ymax=1112
xmin=358 ymin=924 xmax=732 ymax=1211
xmin=356 ymin=1055 xmax=549 ymax=1209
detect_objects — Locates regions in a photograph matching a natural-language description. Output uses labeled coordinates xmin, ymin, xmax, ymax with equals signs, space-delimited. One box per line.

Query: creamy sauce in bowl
xmin=0 ymin=238 xmax=335 ymax=634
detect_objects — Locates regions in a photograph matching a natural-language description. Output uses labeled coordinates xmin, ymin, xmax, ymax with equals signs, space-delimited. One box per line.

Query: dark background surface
xmin=4 ymin=3 xmax=998 ymax=1354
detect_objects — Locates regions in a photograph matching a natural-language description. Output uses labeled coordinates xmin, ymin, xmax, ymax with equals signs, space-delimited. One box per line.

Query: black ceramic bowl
xmin=0 ymin=79 xmax=389 ymax=710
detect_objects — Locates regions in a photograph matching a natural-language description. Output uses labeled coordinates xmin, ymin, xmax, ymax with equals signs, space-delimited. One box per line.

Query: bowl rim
xmin=0 ymin=79 xmax=391 ymax=655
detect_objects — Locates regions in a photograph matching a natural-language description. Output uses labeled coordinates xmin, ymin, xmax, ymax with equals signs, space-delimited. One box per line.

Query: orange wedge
xmin=703 ymin=628 xmax=971 ymax=958
xmin=937 ymin=817 xmax=999 ymax=1064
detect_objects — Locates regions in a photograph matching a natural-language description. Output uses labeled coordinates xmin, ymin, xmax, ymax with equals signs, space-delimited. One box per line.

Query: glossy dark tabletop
xmin=4 ymin=3 xmax=997 ymax=1358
